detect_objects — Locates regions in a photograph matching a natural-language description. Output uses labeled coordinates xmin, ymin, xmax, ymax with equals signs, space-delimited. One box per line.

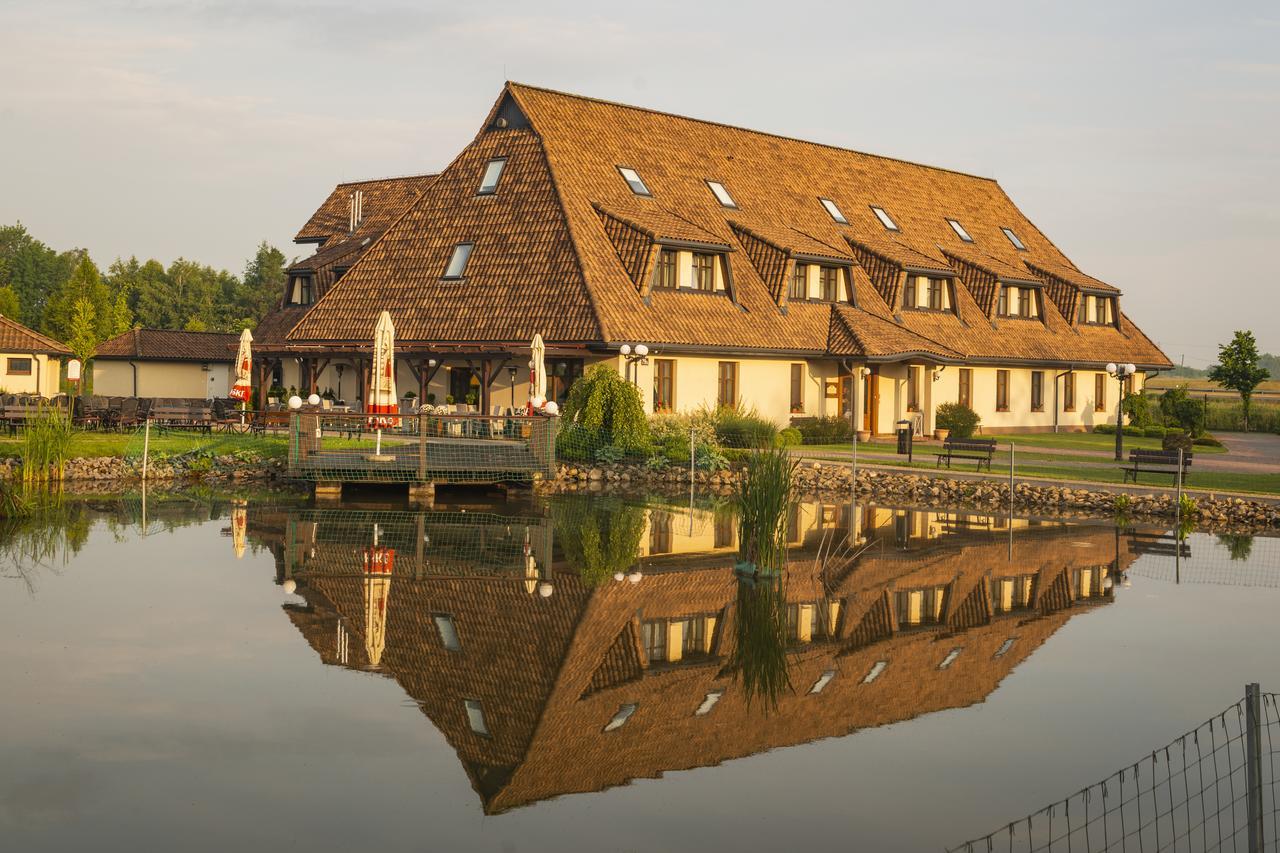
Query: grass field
xmin=0 ymin=431 xmax=290 ymax=460
xmin=801 ymin=431 xmax=1226 ymax=455
xmin=1146 ymin=377 xmax=1280 ymax=396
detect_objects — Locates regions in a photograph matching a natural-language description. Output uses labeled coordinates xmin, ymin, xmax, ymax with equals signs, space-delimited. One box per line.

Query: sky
xmin=0 ymin=0 xmax=1276 ymax=367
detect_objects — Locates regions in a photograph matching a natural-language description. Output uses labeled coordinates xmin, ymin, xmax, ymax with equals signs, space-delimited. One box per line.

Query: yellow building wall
xmin=0 ymin=353 xmax=62 ymax=396
xmin=93 ymin=360 xmax=231 ymax=398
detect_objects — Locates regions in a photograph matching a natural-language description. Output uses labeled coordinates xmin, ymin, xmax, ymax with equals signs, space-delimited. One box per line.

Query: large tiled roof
xmin=287 ymin=83 xmax=1171 ymax=368
xmin=0 ymin=315 xmax=69 ymax=355
xmin=95 ymin=329 xmax=238 ymax=361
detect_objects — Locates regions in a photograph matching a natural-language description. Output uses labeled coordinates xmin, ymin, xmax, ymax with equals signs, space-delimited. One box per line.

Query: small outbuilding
xmin=0 ymin=313 xmax=70 ymax=397
xmin=93 ymin=329 xmax=238 ymax=398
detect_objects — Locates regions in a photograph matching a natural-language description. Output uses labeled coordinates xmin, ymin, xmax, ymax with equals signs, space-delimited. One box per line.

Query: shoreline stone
xmin=539 ymin=460 xmax=1280 ymax=531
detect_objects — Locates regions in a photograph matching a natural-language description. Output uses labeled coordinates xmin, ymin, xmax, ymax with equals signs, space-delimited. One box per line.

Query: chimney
xmin=349 ymin=189 xmax=364 ymax=233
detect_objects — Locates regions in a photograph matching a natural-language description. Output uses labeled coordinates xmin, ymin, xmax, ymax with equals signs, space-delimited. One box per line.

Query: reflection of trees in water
xmin=0 ymin=489 xmax=247 ymax=593
xmin=552 ymin=494 xmax=646 ymax=585
xmin=1217 ymin=533 xmax=1254 ymax=562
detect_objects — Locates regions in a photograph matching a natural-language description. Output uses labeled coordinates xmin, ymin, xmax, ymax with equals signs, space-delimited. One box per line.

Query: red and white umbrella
xmin=362 ymin=523 xmax=394 ymax=667
xmin=366 ymin=311 xmax=400 ymax=455
xmin=229 ymin=328 xmax=253 ymax=402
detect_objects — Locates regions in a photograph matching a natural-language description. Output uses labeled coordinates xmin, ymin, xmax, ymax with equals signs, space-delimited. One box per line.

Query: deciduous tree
xmin=1208 ymin=331 xmax=1271 ymax=431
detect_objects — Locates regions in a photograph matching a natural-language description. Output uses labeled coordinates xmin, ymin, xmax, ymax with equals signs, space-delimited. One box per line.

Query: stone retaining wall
xmin=1 ymin=455 xmax=286 ymax=483
xmin=541 ymin=461 xmax=1280 ymax=530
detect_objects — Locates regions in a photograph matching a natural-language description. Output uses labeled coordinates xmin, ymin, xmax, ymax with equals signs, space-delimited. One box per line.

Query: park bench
xmin=1122 ymin=449 xmax=1192 ymax=484
xmin=935 ymin=437 xmax=997 ymax=472
xmin=149 ymin=403 xmax=213 ymax=432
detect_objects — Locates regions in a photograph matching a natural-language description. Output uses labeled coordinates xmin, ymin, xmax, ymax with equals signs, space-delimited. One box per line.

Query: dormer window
xmin=789 ymin=263 xmax=807 ymax=299
xmin=652 ymin=249 xmax=677 ymax=289
xmin=477 ymin=158 xmax=506 ymax=195
xmin=997 ymin=284 xmax=1040 ymax=318
xmin=617 ymin=166 xmax=650 ymax=196
xmin=870 ymin=206 xmax=899 ymax=231
xmin=788 ymin=263 xmax=849 ymax=302
xmin=443 ymin=242 xmax=474 ymax=279
xmin=1077 ymin=294 xmax=1116 ymax=325
xmin=706 ymin=180 xmax=736 ymax=208
xmin=947 ymin=219 xmax=973 ymax=242
xmin=1001 ymin=227 xmax=1027 ymax=250
xmin=649 ymin=247 xmax=728 ymax=293
xmin=289 ymin=275 xmax=314 ymax=305
xmin=819 ymin=198 xmax=847 ymax=224
xmin=903 ymin=275 xmax=952 ymax=312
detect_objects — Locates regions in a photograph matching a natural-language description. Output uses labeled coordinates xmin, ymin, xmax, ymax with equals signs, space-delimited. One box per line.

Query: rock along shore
xmin=1 ymin=454 xmax=287 ymax=484
xmin=539 ymin=461 xmax=1280 ymax=531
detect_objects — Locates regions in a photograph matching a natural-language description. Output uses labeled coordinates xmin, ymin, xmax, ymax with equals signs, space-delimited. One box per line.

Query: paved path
xmin=1212 ymin=432 xmax=1280 ymax=474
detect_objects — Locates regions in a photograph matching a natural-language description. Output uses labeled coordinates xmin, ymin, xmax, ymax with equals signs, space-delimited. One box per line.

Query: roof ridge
xmin=506 ymin=81 xmax=1000 ymax=184
xmin=334 ymin=172 xmax=439 ymax=188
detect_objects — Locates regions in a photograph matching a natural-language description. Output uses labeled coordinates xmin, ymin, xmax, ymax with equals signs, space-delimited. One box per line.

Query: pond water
xmin=2 ymin=489 xmax=1278 ymax=852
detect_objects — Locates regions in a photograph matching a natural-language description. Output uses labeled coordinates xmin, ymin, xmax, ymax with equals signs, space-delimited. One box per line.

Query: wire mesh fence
xmin=949 ymin=685 xmax=1279 ymax=853
xmin=284 ymin=411 xmax=557 ymax=484
xmin=1124 ymin=532 xmax=1280 ymax=589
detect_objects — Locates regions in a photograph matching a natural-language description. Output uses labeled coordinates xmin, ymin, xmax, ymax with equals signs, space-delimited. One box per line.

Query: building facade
xmin=266 ymin=84 xmax=1170 ymax=433
xmin=93 ymin=329 xmax=238 ymax=398
xmin=0 ymin=314 xmax=70 ymax=396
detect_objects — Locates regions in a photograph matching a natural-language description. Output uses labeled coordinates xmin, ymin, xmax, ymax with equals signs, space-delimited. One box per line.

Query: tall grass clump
xmin=727 ymin=448 xmax=797 ymax=712
xmin=22 ymin=403 xmax=75 ymax=484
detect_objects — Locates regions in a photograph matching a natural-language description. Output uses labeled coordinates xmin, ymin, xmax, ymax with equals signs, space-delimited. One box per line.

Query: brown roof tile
xmin=0 ymin=315 xmax=69 ymax=355
xmin=95 ymin=329 xmax=238 ymax=361
xmin=294 ymin=174 xmax=438 ymax=244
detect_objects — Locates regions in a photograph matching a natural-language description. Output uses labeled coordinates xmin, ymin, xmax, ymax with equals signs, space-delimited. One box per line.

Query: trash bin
xmin=896 ymin=417 xmax=916 ymax=450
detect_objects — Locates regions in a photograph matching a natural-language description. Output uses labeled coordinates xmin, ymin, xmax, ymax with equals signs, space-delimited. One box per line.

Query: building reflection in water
xmin=248 ymin=497 xmax=1137 ymax=815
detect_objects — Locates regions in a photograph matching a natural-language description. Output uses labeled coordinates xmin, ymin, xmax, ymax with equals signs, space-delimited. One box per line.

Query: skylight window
xmin=809 ymin=670 xmax=837 ymax=695
xmin=443 ymin=242 xmax=473 ymax=279
xmin=695 ymin=691 xmax=723 ymax=716
xmin=1001 ymin=227 xmax=1027 ymax=250
xmin=433 ymin=615 xmax=461 ymax=651
xmin=947 ymin=219 xmax=973 ymax=242
xmin=994 ymin=638 xmax=1016 ymax=659
xmin=871 ymin=206 xmax=899 ymax=231
xmin=477 ymin=158 xmax=506 ymax=195
xmin=706 ymin=180 xmax=736 ymax=208
xmin=464 ymin=699 xmax=489 ymax=736
xmin=819 ymin=197 xmax=847 ymax=224
xmin=617 ymin=166 xmax=651 ymax=196
xmin=938 ymin=647 xmax=963 ymax=670
xmin=603 ymin=703 xmax=637 ymax=732
xmin=862 ymin=661 xmax=888 ymax=684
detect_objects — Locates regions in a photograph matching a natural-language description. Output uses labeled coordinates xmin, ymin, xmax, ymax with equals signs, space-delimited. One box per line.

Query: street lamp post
xmin=619 ymin=344 xmax=650 ymax=390
xmin=1106 ymin=362 xmax=1138 ymax=461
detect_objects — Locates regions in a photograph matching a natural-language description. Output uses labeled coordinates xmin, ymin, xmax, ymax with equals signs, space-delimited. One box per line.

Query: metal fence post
xmin=1176 ymin=447 xmax=1184 ymax=520
xmin=141 ymin=418 xmax=151 ymax=483
xmin=689 ymin=425 xmax=695 ymax=485
xmin=1246 ymin=681 xmax=1264 ymax=853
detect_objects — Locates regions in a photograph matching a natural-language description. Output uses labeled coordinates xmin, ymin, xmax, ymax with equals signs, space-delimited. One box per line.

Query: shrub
xmin=1158 ymin=384 xmax=1206 ymax=436
xmin=1122 ymin=425 xmax=1143 ymax=437
xmin=1162 ymin=431 xmax=1193 ymax=452
xmin=553 ymin=496 xmax=646 ymax=585
xmin=594 ymin=445 xmax=625 ymax=464
xmin=559 ymin=363 xmax=651 ymax=455
xmin=1094 ymin=423 xmax=1116 ymax=434
xmin=776 ymin=427 xmax=802 ymax=448
xmin=792 ymin=416 xmax=853 ymax=445
xmin=935 ymin=403 xmax=981 ymax=439
xmin=1143 ymin=425 xmax=1166 ymax=438
xmin=1192 ymin=435 xmax=1223 ymax=448
xmin=710 ymin=406 xmax=778 ymax=449
xmin=1122 ymin=392 xmax=1155 ymax=429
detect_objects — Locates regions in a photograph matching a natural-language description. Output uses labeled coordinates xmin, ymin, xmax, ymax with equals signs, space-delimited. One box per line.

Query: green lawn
xmin=0 ymin=431 xmax=290 ymax=460
xmin=800 ymin=431 xmax=1226 ymax=456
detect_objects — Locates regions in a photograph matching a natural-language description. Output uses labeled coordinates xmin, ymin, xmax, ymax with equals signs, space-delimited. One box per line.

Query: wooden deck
xmin=286 ymin=412 xmax=558 ymax=485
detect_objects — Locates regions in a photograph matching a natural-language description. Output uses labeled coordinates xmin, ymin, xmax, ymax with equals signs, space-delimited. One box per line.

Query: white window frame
xmin=1001 ymin=227 xmax=1027 ymax=250
xmin=477 ymin=158 xmax=506 ymax=195
xmin=443 ymin=242 xmax=474 ymax=279
xmin=617 ymin=166 xmax=651 ymax=196
xmin=819 ymin=197 xmax=848 ymax=224
xmin=947 ymin=218 xmax=973 ymax=242
xmin=706 ymin=180 xmax=736 ymax=208
xmin=871 ymin=206 xmax=899 ymax=231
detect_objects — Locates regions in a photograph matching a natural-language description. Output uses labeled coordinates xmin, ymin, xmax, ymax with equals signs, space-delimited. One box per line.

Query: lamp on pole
xmin=507 ymin=365 xmax=517 ymax=410
xmin=619 ymin=344 xmax=650 ymax=389
xmin=1106 ymin=362 xmax=1137 ymax=461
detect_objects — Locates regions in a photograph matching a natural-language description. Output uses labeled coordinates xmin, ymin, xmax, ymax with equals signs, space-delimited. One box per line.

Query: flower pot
xmin=934 ymin=428 xmax=950 ymax=441
xmin=856 ymin=430 xmax=871 ymax=443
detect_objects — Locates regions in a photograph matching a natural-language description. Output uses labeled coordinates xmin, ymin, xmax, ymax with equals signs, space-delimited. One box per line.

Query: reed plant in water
xmin=727 ymin=448 xmax=797 ymax=711
xmin=21 ymin=402 xmax=74 ymax=484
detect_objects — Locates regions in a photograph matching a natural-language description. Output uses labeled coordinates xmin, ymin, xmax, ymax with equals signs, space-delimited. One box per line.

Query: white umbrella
xmin=366 ymin=311 xmax=400 ymax=458
xmin=230 ymin=501 xmax=247 ymax=560
xmin=229 ymin=329 xmax=252 ymax=419
xmin=529 ymin=333 xmax=547 ymax=413
xmin=362 ymin=523 xmax=394 ymax=668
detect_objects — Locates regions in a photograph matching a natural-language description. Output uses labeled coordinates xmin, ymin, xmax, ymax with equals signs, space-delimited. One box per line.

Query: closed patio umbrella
xmin=529 ymin=333 xmax=547 ymax=414
xmin=366 ymin=311 xmax=400 ymax=459
xmin=230 ymin=501 xmax=247 ymax=560
xmin=229 ymin=329 xmax=253 ymax=422
xmin=362 ymin=523 xmax=394 ymax=668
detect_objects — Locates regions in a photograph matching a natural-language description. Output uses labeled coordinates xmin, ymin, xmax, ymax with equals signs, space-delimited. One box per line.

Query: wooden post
xmin=356 ymin=357 xmax=367 ymax=409
xmin=481 ymin=358 xmax=493 ymax=414
xmin=418 ymin=412 xmax=427 ymax=481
